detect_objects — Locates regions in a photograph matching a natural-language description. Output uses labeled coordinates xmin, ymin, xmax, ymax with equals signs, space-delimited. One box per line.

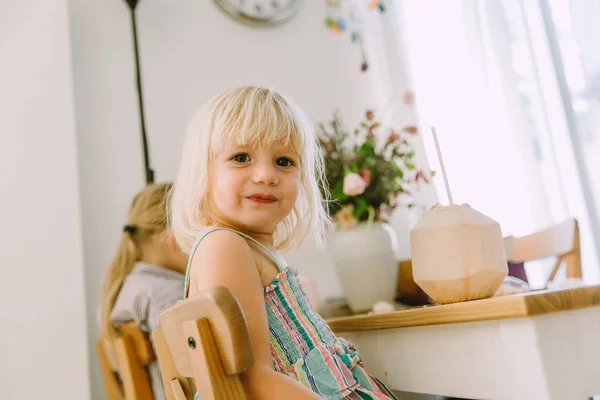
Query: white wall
xmin=0 ymin=1 xmax=90 ymax=399
xmin=67 ymin=1 xmax=421 ymax=397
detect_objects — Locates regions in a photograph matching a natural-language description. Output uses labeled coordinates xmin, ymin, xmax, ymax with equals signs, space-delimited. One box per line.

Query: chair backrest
xmin=96 ymin=337 xmax=123 ymax=400
xmin=503 ymin=218 xmax=581 ymax=286
xmin=152 ymin=286 xmax=254 ymax=400
xmin=96 ymin=322 xmax=154 ymax=400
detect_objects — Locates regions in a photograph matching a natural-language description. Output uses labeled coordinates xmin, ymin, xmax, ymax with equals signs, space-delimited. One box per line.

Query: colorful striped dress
xmin=184 ymin=228 xmax=397 ymax=400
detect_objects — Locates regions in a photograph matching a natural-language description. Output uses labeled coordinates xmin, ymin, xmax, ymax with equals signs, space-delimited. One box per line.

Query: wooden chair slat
xmin=154 ymin=286 xmax=254 ymax=400
xmin=97 ymin=322 xmax=154 ymax=399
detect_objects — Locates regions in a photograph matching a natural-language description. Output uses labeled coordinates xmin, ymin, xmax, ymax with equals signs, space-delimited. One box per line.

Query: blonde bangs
xmin=209 ymin=87 xmax=305 ymax=158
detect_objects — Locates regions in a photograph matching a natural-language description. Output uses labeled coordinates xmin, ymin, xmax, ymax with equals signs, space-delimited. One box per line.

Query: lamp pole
xmin=123 ymin=0 xmax=154 ymax=184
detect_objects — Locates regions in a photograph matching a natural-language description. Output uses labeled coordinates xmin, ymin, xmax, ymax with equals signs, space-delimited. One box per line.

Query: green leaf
xmin=391 ymin=163 xmax=404 ymax=177
xmin=353 ymin=197 xmax=368 ymax=219
xmin=331 ymin=181 xmax=348 ymax=201
xmin=358 ymin=141 xmax=376 ymax=159
xmin=405 ymin=162 xmax=416 ymax=170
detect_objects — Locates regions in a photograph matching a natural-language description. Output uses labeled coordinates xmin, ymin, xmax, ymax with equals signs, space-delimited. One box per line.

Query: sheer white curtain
xmin=393 ymin=0 xmax=600 ymax=286
xmin=555 ymin=0 xmax=600 ymax=204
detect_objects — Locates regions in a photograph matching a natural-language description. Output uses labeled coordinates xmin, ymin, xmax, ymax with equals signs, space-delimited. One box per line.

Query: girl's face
xmin=207 ymin=140 xmax=301 ymax=236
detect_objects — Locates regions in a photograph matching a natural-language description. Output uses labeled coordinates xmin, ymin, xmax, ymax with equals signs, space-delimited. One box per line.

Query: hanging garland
xmin=325 ymin=0 xmax=387 ymax=72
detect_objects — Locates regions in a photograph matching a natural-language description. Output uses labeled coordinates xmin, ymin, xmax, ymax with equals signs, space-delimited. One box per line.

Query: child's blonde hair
xmin=100 ymin=182 xmax=173 ymax=339
xmin=170 ymin=85 xmax=331 ymax=252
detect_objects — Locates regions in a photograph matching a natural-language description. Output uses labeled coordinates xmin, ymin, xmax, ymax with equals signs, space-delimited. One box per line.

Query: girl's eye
xmin=276 ymin=157 xmax=295 ymax=167
xmin=231 ymin=153 xmax=250 ymax=163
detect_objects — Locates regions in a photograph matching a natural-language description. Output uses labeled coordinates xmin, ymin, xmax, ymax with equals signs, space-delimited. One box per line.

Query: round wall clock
xmin=213 ymin=0 xmax=302 ymax=27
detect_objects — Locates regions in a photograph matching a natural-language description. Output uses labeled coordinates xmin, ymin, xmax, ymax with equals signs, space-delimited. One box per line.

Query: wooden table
xmin=326 ymin=285 xmax=600 ymax=400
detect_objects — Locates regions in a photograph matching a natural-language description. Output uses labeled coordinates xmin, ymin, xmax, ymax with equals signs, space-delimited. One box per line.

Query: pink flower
xmin=343 ymin=173 xmax=367 ymax=196
xmin=367 ymin=122 xmax=380 ymax=138
xmin=359 ymin=169 xmax=371 ymax=187
xmin=415 ymin=169 xmax=432 ymax=184
xmin=414 ymin=170 xmax=422 ymax=182
xmin=403 ymin=125 xmax=418 ymax=135
xmin=387 ymin=131 xmax=401 ymax=144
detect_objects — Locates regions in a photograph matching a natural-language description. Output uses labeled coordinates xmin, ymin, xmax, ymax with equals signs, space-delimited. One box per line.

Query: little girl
xmin=170 ymin=86 xmax=397 ymax=400
xmin=100 ymin=182 xmax=188 ymax=400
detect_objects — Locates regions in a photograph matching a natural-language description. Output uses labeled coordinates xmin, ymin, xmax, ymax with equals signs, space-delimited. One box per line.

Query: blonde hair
xmin=170 ymin=85 xmax=331 ymax=252
xmin=100 ymin=182 xmax=173 ymax=339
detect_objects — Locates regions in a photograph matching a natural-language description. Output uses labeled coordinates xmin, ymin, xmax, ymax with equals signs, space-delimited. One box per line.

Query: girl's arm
xmin=189 ymin=230 xmax=322 ymax=400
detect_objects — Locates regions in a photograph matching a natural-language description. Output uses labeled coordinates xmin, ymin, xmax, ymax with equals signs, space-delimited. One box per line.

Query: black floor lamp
xmin=124 ymin=0 xmax=154 ymax=184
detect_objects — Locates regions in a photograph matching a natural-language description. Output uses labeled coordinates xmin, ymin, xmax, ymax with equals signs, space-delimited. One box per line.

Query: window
xmin=397 ymin=0 xmax=600 ymax=285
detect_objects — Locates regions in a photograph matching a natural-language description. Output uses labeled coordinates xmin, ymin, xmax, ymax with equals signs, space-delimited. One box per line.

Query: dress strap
xmin=183 ymin=227 xmax=285 ymax=299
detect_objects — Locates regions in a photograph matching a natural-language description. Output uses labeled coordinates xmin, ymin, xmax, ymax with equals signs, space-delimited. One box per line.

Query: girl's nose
xmin=251 ymin=163 xmax=278 ymax=185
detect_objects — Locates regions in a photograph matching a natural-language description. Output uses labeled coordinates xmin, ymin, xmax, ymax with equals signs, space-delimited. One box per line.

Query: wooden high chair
xmin=96 ymin=322 xmax=155 ymax=400
xmin=503 ymin=218 xmax=582 ymax=287
xmin=152 ymin=286 xmax=254 ymax=400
